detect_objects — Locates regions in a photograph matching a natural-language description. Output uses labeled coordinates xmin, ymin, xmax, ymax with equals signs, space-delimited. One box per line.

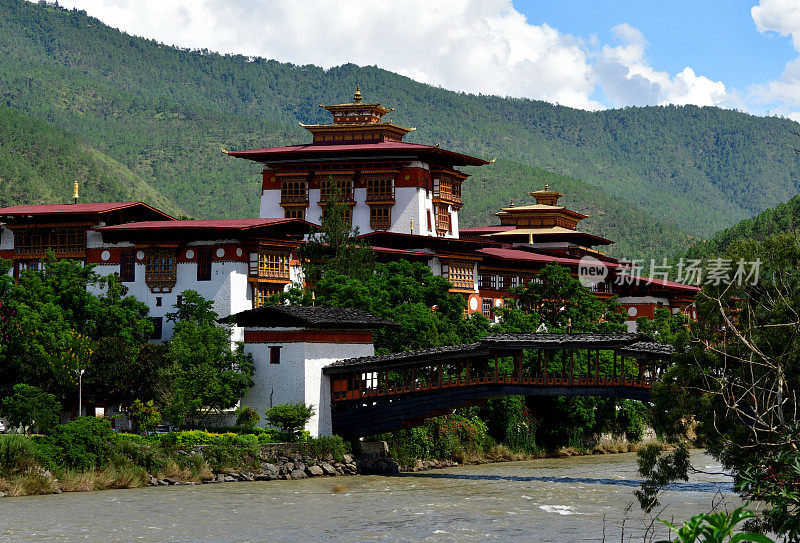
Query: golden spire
xmin=545 ymin=181 xmax=549 ymax=191
xmin=73 ymin=180 xmax=79 ymax=204
xmin=353 ymin=84 xmax=363 ymax=103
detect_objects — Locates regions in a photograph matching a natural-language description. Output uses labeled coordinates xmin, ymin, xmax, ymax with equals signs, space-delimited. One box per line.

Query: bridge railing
xmin=330 ymin=348 xmax=654 ymax=405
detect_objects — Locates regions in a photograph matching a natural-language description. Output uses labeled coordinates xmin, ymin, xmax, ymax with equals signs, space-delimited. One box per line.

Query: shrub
xmin=46 ymin=417 xmax=115 ymax=470
xmin=112 ymin=434 xmax=169 ymax=474
xmin=235 ymin=406 xmax=260 ymax=429
xmin=265 ymin=403 xmax=315 ymax=438
xmin=427 ymin=414 xmax=491 ymax=459
xmin=503 ymin=406 xmax=539 ymax=453
xmin=304 ymin=435 xmax=350 ymax=462
xmin=479 ymin=396 xmax=539 ymax=453
xmin=658 ymin=506 xmax=775 ymax=543
xmin=201 ymin=437 xmax=259 ymax=472
xmin=170 ymin=430 xmax=259 ymax=449
xmin=0 ymin=435 xmax=42 ymax=476
xmin=383 ymin=414 xmax=492 ymax=464
xmin=173 ymin=430 xmax=227 ymax=448
xmin=257 ymin=428 xmax=281 ymax=443
xmin=2 ymin=384 xmax=60 ymax=434
xmin=128 ymin=399 xmax=161 ymax=435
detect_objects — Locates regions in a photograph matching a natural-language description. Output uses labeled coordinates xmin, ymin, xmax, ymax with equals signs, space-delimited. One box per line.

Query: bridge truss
xmin=323 ymin=333 xmax=672 ymax=437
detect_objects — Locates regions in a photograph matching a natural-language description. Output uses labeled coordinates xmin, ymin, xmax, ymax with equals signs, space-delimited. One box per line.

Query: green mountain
xmin=0 ymin=104 xmax=179 ymax=214
xmin=685 ymin=195 xmax=800 ymax=259
xmin=1 ymin=0 xmax=798 ymax=258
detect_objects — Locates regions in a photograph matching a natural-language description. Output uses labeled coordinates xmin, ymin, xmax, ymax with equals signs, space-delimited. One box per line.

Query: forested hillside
xmin=0 ymin=0 xmax=797 ymax=258
xmin=685 ymin=195 xmax=800 ymax=259
xmin=0 ymin=104 xmax=179 ymax=213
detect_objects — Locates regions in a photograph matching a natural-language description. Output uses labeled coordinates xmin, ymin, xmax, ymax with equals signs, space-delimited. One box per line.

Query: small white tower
xmin=228 ymin=305 xmax=394 ymax=437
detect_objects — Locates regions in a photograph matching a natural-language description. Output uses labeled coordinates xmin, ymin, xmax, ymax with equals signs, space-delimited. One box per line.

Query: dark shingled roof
xmin=224 ymin=305 xmax=397 ymax=329
xmin=324 ymin=332 xmax=672 ymax=374
xmin=479 ymin=332 xmax=655 ymax=350
xmin=616 ymin=341 xmax=675 ymax=359
xmin=324 ymin=343 xmax=489 ymax=374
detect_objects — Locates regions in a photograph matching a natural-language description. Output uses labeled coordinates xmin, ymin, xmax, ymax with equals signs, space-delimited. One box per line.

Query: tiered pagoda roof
xmin=299 ymin=84 xmax=414 ymax=143
xmin=464 ymin=182 xmax=612 ymax=250
xmin=224 ymin=86 xmax=489 ymax=168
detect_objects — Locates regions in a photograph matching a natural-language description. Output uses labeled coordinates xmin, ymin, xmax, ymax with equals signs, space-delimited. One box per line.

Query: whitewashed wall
xmin=240 ymin=330 xmax=374 ymax=437
xmin=91 ymin=242 xmax=251 ymax=343
xmin=259 ymin=189 xmax=283 ymax=220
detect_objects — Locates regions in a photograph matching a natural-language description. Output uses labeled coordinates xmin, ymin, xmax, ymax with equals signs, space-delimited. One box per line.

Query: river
xmin=0 ymin=450 xmax=740 ymax=542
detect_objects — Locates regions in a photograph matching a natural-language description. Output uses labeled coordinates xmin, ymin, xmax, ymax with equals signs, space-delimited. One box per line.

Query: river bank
xmin=0 ymin=426 xmax=666 ymax=498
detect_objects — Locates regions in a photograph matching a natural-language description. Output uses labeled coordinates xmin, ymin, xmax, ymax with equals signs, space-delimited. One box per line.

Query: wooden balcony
xmin=13 ymin=246 xmax=86 ymax=258
xmin=369 ymin=217 xmax=391 ymax=230
xmin=280 ymin=194 xmax=309 ymax=206
xmin=366 ymin=189 xmax=395 ymax=204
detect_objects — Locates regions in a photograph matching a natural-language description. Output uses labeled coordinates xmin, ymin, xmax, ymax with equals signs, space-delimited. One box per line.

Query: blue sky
xmin=48 ymin=0 xmax=800 ymax=119
xmin=520 ymin=0 xmax=792 ymax=88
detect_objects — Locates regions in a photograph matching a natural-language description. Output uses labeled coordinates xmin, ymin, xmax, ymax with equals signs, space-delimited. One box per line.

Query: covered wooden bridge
xmin=323 ymin=333 xmax=672 ymax=437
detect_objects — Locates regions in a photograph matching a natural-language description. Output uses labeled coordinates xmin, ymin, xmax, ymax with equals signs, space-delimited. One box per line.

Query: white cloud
xmin=751 ymin=0 xmax=800 ymax=109
xmin=594 ymin=23 xmax=726 ymax=107
xmin=49 ymin=0 xmax=727 ymax=111
xmin=753 ymin=0 xmax=800 ymax=50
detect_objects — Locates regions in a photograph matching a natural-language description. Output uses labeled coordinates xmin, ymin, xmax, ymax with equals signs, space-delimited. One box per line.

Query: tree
xmin=656 ymin=506 xmax=775 ymax=543
xmin=128 ymin=399 xmax=161 ymax=435
xmin=1 ymin=384 xmax=60 ymax=434
xmin=640 ymin=233 xmax=800 ymax=538
xmin=0 ymin=255 xmax=153 ymax=405
xmin=162 ymin=290 xmax=255 ymax=427
xmin=265 ymin=403 xmax=315 ymax=437
xmin=235 ymin=405 xmax=260 ymax=429
xmin=311 ymin=260 xmax=490 ymax=353
xmin=508 ymin=263 xmax=624 ymax=332
xmin=300 ymin=182 xmax=374 ymax=282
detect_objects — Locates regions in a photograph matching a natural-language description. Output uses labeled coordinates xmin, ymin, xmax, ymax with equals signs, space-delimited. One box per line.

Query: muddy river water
xmin=0 ymin=450 xmax=740 ymax=542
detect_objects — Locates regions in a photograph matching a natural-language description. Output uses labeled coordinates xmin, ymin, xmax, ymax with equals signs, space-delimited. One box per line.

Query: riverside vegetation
xmin=0 ymin=417 xmax=357 ymax=497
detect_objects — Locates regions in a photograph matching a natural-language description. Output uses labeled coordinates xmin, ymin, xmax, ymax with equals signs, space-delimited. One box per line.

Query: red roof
xmin=226 ymin=141 xmax=489 ymax=167
xmin=477 ymin=247 xmax=629 ymax=270
xmin=0 ymin=202 xmax=172 ymax=218
xmin=371 ymin=246 xmax=432 ymax=257
xmin=622 ymin=275 xmax=701 ymax=292
xmin=460 ymin=225 xmax=515 ymax=234
xmin=96 ymin=218 xmax=313 ymax=231
xmin=477 ymin=247 xmax=584 ymax=266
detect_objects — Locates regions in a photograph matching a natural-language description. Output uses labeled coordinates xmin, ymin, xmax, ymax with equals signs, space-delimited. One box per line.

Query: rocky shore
xmin=147 ymin=452 xmax=360 ymax=487
xmin=143 ymin=438 xmax=657 ymax=488
xmin=144 ymin=446 xmax=462 ymax=487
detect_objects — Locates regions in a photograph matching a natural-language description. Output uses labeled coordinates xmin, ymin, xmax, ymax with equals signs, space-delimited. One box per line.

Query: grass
xmin=1 ymin=472 xmax=59 ymax=496
xmin=0 ymin=429 xmax=356 ymax=497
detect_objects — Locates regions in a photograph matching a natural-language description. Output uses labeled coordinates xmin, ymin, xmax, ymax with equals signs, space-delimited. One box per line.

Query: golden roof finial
xmin=353 ymin=84 xmax=363 ymax=103
xmin=545 ymin=181 xmax=549 ymax=191
xmin=73 ymin=179 xmax=79 ymax=204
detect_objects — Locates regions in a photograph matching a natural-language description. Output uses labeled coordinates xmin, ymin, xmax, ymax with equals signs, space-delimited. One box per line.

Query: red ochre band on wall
xmin=86 ymin=247 xmax=122 ymax=264
xmin=244 ymin=330 xmax=374 ymax=344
